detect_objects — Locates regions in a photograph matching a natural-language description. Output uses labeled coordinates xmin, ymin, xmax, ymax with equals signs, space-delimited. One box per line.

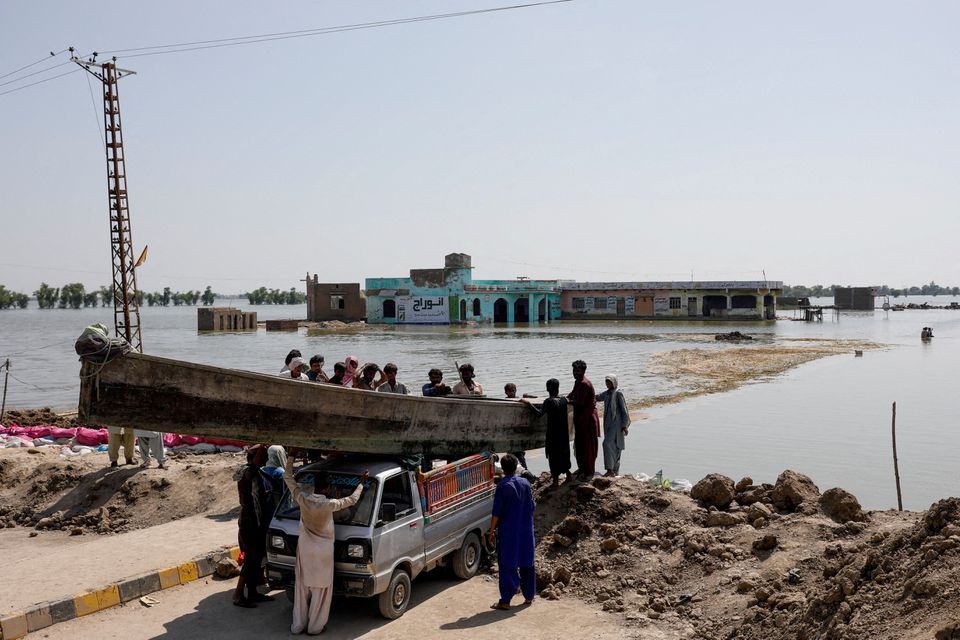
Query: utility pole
xmin=71 ymin=50 xmax=143 ymax=352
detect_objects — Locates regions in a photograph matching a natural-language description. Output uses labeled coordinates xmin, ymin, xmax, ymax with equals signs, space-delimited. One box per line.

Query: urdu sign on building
xmin=397 ymin=296 xmax=449 ymax=324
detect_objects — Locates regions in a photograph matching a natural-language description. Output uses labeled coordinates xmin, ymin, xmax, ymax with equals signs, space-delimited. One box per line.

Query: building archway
xmin=514 ymin=297 xmax=529 ymax=323
xmin=494 ymin=298 xmax=508 ymax=323
xmin=459 ymin=299 xmax=467 ymax=322
xmin=473 ymin=298 xmax=481 ymax=316
xmin=383 ymin=299 xmax=396 ymax=319
xmin=702 ymin=295 xmax=726 ymax=318
xmin=538 ymin=298 xmax=546 ymax=321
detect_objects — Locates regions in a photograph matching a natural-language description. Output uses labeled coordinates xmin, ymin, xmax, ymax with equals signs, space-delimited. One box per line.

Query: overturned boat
xmin=78 ymin=352 xmax=550 ymax=456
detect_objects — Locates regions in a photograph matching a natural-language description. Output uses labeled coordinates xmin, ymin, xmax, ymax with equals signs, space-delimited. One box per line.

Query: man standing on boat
xmin=452 ymin=363 xmax=484 ymax=395
xmin=567 ymin=360 xmax=600 ymax=481
xmin=488 ymin=454 xmax=536 ymax=610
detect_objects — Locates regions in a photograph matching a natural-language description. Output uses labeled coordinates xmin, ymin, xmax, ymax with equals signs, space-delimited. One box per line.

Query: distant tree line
xmin=784 ymin=282 xmax=960 ymax=298
xmin=0 ymin=286 xmax=30 ymax=309
xmin=245 ymin=287 xmax=306 ymax=305
xmin=0 ymin=283 xmax=221 ymax=309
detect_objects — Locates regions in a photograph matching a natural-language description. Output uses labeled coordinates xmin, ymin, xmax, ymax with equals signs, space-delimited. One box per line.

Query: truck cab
xmin=266 ymin=454 xmax=494 ymax=619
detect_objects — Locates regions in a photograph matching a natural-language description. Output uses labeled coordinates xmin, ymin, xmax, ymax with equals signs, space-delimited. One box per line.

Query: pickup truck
xmin=265 ymin=453 xmax=495 ymax=619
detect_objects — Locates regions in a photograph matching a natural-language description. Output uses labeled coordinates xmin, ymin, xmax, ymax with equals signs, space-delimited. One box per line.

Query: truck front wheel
xmin=452 ymin=532 xmax=482 ymax=579
xmin=378 ymin=569 xmax=412 ymax=619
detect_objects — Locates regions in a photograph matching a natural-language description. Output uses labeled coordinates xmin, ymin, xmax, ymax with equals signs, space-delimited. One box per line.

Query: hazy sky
xmin=2 ymin=0 xmax=958 ymax=294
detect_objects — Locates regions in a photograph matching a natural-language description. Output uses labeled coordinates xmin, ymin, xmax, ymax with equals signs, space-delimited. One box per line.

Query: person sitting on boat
xmin=422 ymin=368 xmax=452 ymax=397
xmin=327 ymin=362 xmax=346 ymax=385
xmin=452 ymin=363 xmax=484 ymax=395
xmin=376 ymin=362 xmax=409 ymax=394
xmin=342 ymin=355 xmax=360 ymax=387
xmin=354 ymin=363 xmax=385 ymax=391
xmin=279 ymin=357 xmax=309 ymax=381
xmin=307 ymin=354 xmax=328 ymax=382
xmin=280 ymin=349 xmax=302 ymax=373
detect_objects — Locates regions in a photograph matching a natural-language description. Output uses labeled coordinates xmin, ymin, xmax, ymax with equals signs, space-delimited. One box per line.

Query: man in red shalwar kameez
xmin=567 ymin=359 xmax=600 ymax=481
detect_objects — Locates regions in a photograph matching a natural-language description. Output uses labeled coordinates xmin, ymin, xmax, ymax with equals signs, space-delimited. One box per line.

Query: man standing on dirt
xmin=488 ymin=454 xmax=536 ymax=610
xmin=233 ymin=445 xmax=273 ymax=608
xmin=567 ymin=359 xmax=600 ymax=481
xmin=283 ymin=455 xmax=369 ymax=635
xmin=107 ymin=426 xmax=135 ymax=467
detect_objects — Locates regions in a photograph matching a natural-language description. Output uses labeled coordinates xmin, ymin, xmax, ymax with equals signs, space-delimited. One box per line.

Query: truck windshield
xmin=275 ymin=472 xmax=378 ymax=527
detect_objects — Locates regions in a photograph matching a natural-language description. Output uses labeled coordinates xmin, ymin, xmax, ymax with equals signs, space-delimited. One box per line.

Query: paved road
xmin=40 ymin=570 xmax=636 ymax=639
xmin=0 ymin=513 xmax=236 ymax=615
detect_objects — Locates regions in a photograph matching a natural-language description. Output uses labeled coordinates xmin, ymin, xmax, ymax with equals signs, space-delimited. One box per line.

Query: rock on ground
xmin=770 ymin=469 xmax=820 ymax=511
xmin=690 ymin=473 xmax=736 ymax=509
xmin=819 ymin=487 xmax=867 ymax=523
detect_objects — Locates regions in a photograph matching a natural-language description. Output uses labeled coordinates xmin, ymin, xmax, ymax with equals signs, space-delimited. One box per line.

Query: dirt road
xmin=39 ymin=571 xmax=638 ymax=640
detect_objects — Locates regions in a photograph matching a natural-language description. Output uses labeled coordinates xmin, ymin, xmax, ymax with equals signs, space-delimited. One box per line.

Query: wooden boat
xmin=79 ymin=352 xmax=549 ymax=456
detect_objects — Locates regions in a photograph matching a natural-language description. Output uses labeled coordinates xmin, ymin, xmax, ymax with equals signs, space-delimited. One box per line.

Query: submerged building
xmin=304 ymin=275 xmax=366 ymax=322
xmin=364 ymin=254 xmax=781 ymax=324
xmin=561 ymin=281 xmax=782 ymax=320
xmin=365 ymin=253 xmax=562 ymax=324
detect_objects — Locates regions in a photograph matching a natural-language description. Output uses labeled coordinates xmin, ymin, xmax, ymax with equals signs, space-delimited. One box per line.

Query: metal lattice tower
xmin=73 ymin=54 xmax=143 ymax=352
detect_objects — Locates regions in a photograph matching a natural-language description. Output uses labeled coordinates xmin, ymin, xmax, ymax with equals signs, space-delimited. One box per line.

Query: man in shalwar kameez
xmin=487 ymin=454 xmax=536 ymax=610
xmin=283 ymin=457 xmax=368 ymax=635
xmin=567 ymin=359 xmax=600 ymax=481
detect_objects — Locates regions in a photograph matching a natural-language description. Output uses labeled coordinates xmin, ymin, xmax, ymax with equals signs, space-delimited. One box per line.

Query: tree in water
xmin=34 ymin=283 xmax=59 ymax=309
xmin=201 ymin=286 xmax=216 ymax=306
xmin=59 ymin=283 xmax=86 ymax=309
xmin=83 ymin=291 xmax=99 ymax=307
xmin=99 ymin=285 xmax=113 ymax=307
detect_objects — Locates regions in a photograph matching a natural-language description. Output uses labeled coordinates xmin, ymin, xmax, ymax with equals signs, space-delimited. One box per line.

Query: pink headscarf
xmin=343 ymin=355 xmax=359 ymax=387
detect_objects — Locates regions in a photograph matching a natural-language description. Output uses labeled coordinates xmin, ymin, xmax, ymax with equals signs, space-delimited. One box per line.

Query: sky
xmin=1 ymin=0 xmax=959 ymax=295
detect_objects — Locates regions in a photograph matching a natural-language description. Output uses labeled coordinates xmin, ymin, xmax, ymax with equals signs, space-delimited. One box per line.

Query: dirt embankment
xmin=638 ymin=339 xmax=880 ymax=409
xmin=529 ymin=470 xmax=960 ymax=640
xmin=0 ymin=448 xmax=241 ymax=534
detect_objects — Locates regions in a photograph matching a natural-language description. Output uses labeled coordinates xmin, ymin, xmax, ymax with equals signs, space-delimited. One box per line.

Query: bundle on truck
xmin=266 ymin=453 xmax=496 ymax=619
xmin=78 ymin=352 xmax=548 ymax=455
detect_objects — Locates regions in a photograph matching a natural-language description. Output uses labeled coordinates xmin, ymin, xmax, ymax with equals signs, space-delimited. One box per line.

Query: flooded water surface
xmin=1 ymin=298 xmax=958 ymax=510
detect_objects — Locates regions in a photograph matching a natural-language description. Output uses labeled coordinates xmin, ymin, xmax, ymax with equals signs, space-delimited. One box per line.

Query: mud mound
xmin=528 ymin=473 xmax=960 ymax=639
xmin=0 ymin=449 xmax=241 ymax=534
xmin=2 ymin=408 xmax=80 ymax=428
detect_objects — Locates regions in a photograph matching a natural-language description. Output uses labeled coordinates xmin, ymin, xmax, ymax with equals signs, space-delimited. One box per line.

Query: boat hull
xmin=79 ymin=353 xmax=550 ymax=455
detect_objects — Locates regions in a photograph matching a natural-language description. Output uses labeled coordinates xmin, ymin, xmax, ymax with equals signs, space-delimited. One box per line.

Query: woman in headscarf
xmin=595 ymin=374 xmax=631 ymax=477
xmin=342 ymin=355 xmax=360 ymax=387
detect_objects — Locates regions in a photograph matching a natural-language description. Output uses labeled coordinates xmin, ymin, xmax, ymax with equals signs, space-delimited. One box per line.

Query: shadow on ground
xmin=155 ymin=569 xmax=491 ymax=639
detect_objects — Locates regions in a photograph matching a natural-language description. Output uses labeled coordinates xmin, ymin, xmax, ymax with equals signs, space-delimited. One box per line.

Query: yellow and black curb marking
xmin=0 ymin=546 xmax=240 ymax=639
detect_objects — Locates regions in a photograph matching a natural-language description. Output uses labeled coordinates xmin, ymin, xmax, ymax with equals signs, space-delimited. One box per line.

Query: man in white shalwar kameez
xmin=283 ymin=457 xmax=368 ymax=635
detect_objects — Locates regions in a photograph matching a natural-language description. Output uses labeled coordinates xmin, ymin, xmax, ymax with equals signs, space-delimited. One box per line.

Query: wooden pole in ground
xmin=0 ymin=359 xmax=9 ymax=422
xmin=892 ymin=401 xmax=903 ymax=511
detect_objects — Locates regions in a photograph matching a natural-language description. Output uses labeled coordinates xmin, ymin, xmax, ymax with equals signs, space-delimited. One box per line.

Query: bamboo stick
xmin=892 ymin=401 xmax=903 ymax=511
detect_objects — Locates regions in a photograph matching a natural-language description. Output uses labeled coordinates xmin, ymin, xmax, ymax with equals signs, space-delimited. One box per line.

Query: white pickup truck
xmin=265 ymin=454 xmax=495 ymax=619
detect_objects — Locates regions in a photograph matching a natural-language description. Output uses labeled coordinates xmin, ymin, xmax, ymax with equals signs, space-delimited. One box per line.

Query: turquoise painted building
xmin=365 ymin=253 xmax=563 ymax=325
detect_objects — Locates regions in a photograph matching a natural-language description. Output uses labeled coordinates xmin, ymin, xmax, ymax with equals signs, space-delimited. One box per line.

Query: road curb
xmin=0 ymin=545 xmax=240 ymax=639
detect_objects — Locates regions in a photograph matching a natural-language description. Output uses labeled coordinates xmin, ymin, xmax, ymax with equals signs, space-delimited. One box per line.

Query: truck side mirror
xmin=380 ymin=503 xmax=397 ymax=523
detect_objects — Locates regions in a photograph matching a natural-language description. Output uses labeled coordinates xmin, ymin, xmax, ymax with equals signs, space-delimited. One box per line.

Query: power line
xmin=0 ymin=59 xmax=73 ymax=88
xmin=0 ymin=48 xmax=68 ymax=81
xmin=100 ymin=1 xmax=572 ymax=59
xmin=0 ymin=68 xmax=81 ymax=97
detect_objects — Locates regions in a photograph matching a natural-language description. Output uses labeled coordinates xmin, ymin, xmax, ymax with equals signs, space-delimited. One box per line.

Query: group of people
xmin=276 ymin=349 xmax=492 ymax=398
xmin=521 ymin=359 xmax=632 ymax=487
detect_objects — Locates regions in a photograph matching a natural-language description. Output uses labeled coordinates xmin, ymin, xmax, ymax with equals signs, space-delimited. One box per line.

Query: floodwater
xmin=1 ymin=297 xmax=958 ymax=510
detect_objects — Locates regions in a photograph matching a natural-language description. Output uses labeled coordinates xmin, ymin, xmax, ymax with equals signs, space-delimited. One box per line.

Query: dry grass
xmin=635 ymin=339 xmax=880 ymax=410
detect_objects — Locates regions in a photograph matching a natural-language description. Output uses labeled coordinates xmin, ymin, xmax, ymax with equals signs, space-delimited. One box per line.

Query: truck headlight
xmin=347 ymin=544 xmax=364 ymax=558
xmin=270 ymin=535 xmax=286 ymax=550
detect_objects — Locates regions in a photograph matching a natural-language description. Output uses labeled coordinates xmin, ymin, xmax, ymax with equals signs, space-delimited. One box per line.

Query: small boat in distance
xmin=79 ymin=352 xmax=550 ymax=456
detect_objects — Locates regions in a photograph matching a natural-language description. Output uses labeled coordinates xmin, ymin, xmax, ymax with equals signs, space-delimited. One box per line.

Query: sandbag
xmin=74 ymin=323 xmax=131 ymax=363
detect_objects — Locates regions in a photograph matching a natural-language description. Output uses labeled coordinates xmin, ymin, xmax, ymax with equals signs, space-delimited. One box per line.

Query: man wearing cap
xmin=279 ymin=357 xmax=309 ymax=381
